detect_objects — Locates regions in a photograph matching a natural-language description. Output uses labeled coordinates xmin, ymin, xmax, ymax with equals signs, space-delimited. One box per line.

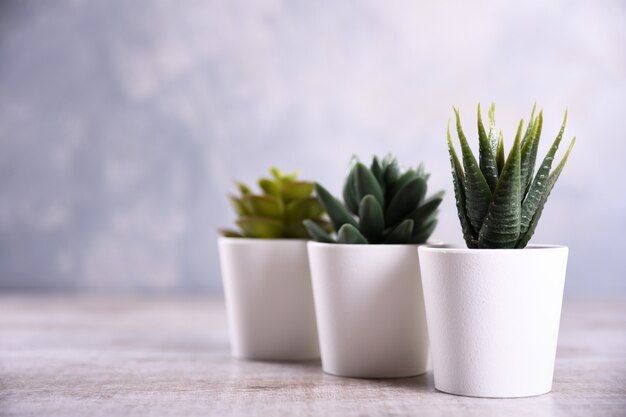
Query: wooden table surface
xmin=0 ymin=295 xmax=624 ymax=417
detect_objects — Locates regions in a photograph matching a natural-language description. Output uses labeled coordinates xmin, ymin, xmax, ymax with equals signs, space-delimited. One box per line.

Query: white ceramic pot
xmin=218 ymin=237 xmax=319 ymax=361
xmin=418 ymin=244 xmax=569 ymax=398
xmin=307 ymin=242 xmax=429 ymax=378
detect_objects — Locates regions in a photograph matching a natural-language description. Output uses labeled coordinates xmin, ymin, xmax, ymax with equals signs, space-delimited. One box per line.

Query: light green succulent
xmin=221 ymin=167 xmax=332 ymax=239
xmin=304 ymin=155 xmax=443 ymax=244
xmin=448 ymin=103 xmax=576 ymax=249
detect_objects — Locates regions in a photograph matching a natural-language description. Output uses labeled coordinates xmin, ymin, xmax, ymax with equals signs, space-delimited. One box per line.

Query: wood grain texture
xmin=0 ymin=296 xmax=624 ymax=417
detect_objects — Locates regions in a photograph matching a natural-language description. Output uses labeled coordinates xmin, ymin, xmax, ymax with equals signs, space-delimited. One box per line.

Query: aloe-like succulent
xmin=304 ymin=155 xmax=443 ymax=244
xmin=221 ymin=167 xmax=332 ymax=239
xmin=448 ymin=104 xmax=576 ymax=249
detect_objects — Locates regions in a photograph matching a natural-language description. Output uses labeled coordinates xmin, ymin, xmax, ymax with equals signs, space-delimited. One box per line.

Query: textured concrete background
xmin=0 ymin=0 xmax=624 ymax=294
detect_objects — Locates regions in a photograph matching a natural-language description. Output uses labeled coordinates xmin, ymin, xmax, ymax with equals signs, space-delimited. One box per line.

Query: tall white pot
xmin=307 ymin=242 xmax=429 ymax=378
xmin=218 ymin=237 xmax=319 ymax=361
xmin=418 ymin=244 xmax=568 ymax=398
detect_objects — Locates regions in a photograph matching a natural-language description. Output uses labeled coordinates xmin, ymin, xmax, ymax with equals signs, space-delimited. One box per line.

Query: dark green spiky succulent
xmin=448 ymin=103 xmax=576 ymax=249
xmin=221 ymin=167 xmax=332 ymax=239
xmin=304 ymin=155 xmax=444 ymax=244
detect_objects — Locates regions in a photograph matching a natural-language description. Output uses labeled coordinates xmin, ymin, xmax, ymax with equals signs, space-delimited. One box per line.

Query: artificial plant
xmin=221 ymin=167 xmax=331 ymax=239
xmin=447 ymin=103 xmax=575 ymax=249
xmin=304 ymin=155 xmax=443 ymax=244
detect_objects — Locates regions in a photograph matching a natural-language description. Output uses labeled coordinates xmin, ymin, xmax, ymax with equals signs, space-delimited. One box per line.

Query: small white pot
xmin=307 ymin=242 xmax=429 ymax=378
xmin=218 ymin=237 xmax=319 ymax=361
xmin=418 ymin=244 xmax=569 ymax=398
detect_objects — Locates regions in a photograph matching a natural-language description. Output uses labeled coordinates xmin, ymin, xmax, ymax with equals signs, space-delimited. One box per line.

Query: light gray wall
xmin=0 ymin=0 xmax=624 ymax=294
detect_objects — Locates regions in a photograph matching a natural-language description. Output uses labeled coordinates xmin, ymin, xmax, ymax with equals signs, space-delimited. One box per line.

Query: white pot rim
xmin=419 ymin=243 xmax=567 ymax=254
xmin=219 ymin=236 xmax=309 ymax=246
xmin=308 ymin=241 xmax=426 ymax=250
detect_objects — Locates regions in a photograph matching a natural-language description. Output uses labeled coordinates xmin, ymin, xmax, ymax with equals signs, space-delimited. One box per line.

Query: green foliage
xmin=221 ymin=167 xmax=332 ymax=239
xmin=448 ymin=104 xmax=575 ymax=249
xmin=304 ymin=155 xmax=444 ymax=244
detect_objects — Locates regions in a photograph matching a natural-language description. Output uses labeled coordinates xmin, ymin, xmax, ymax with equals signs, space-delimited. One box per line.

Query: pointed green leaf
xmin=303 ymin=219 xmax=335 ymax=243
xmin=337 ymin=223 xmax=368 ymax=244
xmin=496 ymin=131 xmax=505 ymax=175
xmin=520 ymin=111 xmax=543 ymax=198
xmin=315 ymin=183 xmax=358 ymax=230
xmin=219 ymin=229 xmax=243 ymax=238
xmin=237 ymin=217 xmax=284 ymax=238
xmin=383 ymin=156 xmax=401 ymax=186
xmin=386 ymin=169 xmax=417 ymax=205
xmin=343 ymin=163 xmax=359 ymax=215
xmin=355 ymin=162 xmax=385 ymax=207
xmin=516 ymin=137 xmax=575 ymax=248
xmin=358 ymin=195 xmax=384 ymax=243
xmin=487 ymin=103 xmax=498 ymax=155
xmin=416 ymin=162 xmax=425 ymax=177
xmin=282 ymin=181 xmax=314 ymax=202
xmin=258 ymin=178 xmax=280 ymax=196
xmin=229 ymin=196 xmax=250 ymax=216
xmin=410 ymin=218 xmax=438 ymax=244
xmin=284 ymin=223 xmax=310 ymax=238
xmin=385 ymin=177 xmax=427 ymax=227
xmin=454 ymin=108 xmax=492 ymax=233
xmin=286 ymin=197 xmax=324 ymax=223
xmin=411 ymin=191 xmax=444 ymax=229
xmin=384 ymin=219 xmax=414 ymax=244
xmin=520 ymin=109 xmax=568 ymax=235
xmin=477 ymin=103 xmax=499 ymax=192
xmin=237 ymin=182 xmax=252 ymax=195
xmin=447 ymin=122 xmax=476 ymax=247
xmin=477 ymin=120 xmax=523 ymax=248
xmin=370 ymin=156 xmax=385 ymax=191
xmin=241 ymin=195 xmax=284 ymax=220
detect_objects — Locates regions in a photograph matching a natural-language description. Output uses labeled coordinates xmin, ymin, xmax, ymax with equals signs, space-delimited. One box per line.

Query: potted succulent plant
xmin=418 ymin=104 xmax=575 ymax=397
xmin=218 ymin=167 xmax=332 ymax=361
xmin=305 ymin=155 xmax=444 ymax=378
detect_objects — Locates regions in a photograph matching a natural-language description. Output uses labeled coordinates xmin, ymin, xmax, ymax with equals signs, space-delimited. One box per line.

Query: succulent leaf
xmin=411 ymin=218 xmax=437 ymax=244
xmin=242 ymin=195 xmax=284 ymax=220
xmin=358 ymin=195 xmax=385 ymax=242
xmin=477 ymin=103 xmax=499 ymax=192
xmin=454 ymin=108 xmax=493 ymax=233
xmin=447 ymin=123 xmax=476 ymax=247
xmin=487 ymin=103 xmax=498 ymax=155
xmin=337 ymin=224 xmax=368 ymax=244
xmin=383 ymin=157 xmax=401 ymax=186
xmin=343 ymin=162 xmax=360 ymax=215
xmin=384 ymin=219 xmax=414 ymax=244
xmin=516 ymin=137 xmax=575 ymax=248
xmin=258 ymin=178 xmax=280 ymax=196
xmin=223 ymin=168 xmax=329 ymax=239
xmin=229 ymin=196 xmax=249 ymax=216
xmin=496 ymin=131 xmax=505 ymax=175
xmin=237 ymin=182 xmax=252 ymax=195
xmin=281 ymin=181 xmax=315 ymax=202
xmin=477 ymin=119 xmax=523 ymax=248
xmin=303 ymin=220 xmax=335 ymax=243
xmin=386 ymin=170 xmax=417 ymax=205
xmin=219 ymin=229 xmax=243 ymax=238
xmin=370 ymin=156 xmax=385 ymax=192
xmin=306 ymin=155 xmax=442 ymax=245
xmin=411 ymin=191 xmax=444 ymax=229
xmin=520 ymin=111 xmax=543 ymax=197
xmin=286 ymin=197 xmax=324 ymax=224
xmin=355 ymin=162 xmax=385 ymax=207
xmin=385 ymin=177 xmax=427 ymax=227
xmin=236 ymin=217 xmax=285 ymax=239
xmin=315 ymin=183 xmax=358 ymax=230
xmin=520 ymin=109 xmax=567 ymax=235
